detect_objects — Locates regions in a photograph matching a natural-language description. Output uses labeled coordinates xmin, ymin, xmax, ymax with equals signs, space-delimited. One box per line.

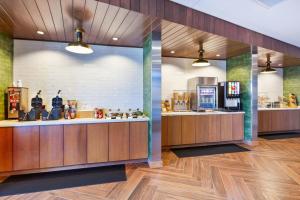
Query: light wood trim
xmin=13 ymin=126 xmax=40 ymax=171
xmin=130 ymin=122 xmax=148 ymax=159
xmin=0 ymin=128 xmax=13 ymax=172
xmin=87 ymin=123 xmax=109 ymax=163
xmin=40 ymin=125 xmax=64 ymax=168
xmin=63 ymin=124 xmax=87 ymax=166
xmin=167 ymin=116 xmax=182 ymax=145
xmin=181 ymin=115 xmax=196 ymax=144
xmin=109 ymin=122 xmax=130 ymax=161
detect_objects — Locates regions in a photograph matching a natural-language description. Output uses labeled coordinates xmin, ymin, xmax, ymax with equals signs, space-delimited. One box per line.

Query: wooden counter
xmin=162 ymin=112 xmax=244 ymax=147
xmin=0 ymin=119 xmax=148 ymax=175
xmin=258 ymin=108 xmax=300 ymax=134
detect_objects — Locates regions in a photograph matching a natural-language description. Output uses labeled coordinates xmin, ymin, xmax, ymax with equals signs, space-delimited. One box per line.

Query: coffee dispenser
xmin=218 ymin=81 xmax=241 ymax=110
xmin=7 ymin=87 xmax=28 ymax=119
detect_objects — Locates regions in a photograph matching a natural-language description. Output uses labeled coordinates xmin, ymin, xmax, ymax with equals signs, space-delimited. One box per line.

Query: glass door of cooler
xmin=197 ymin=86 xmax=217 ymax=109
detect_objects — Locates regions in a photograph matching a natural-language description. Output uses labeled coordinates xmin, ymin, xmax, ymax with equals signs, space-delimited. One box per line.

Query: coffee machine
xmin=19 ymin=90 xmax=43 ymax=121
xmin=42 ymin=90 xmax=63 ymax=120
xmin=218 ymin=81 xmax=241 ymax=110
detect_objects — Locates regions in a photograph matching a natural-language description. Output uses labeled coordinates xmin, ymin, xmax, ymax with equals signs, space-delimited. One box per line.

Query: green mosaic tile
xmin=0 ymin=32 xmax=13 ymax=120
xmin=143 ymin=33 xmax=152 ymax=159
xmin=227 ymin=52 xmax=253 ymax=141
xmin=283 ymin=66 xmax=300 ymax=103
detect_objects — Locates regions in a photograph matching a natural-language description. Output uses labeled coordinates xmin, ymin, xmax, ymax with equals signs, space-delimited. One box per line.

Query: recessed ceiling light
xmin=170 ymin=50 xmax=175 ymax=54
xmin=278 ymin=63 xmax=282 ymax=67
xmin=216 ymin=54 xmax=220 ymax=57
xmin=36 ymin=30 xmax=44 ymax=35
xmin=112 ymin=37 xmax=119 ymax=41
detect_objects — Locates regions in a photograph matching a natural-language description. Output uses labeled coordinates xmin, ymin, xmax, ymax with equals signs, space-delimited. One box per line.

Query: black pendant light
xmin=66 ymin=28 xmax=93 ymax=54
xmin=192 ymin=42 xmax=210 ymax=67
xmin=261 ymin=54 xmax=276 ymax=74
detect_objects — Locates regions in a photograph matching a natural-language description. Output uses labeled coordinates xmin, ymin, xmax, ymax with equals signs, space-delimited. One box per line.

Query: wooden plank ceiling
xmin=0 ymin=0 xmax=299 ymax=67
xmin=0 ymin=0 xmax=158 ymax=47
xmin=161 ymin=20 xmax=250 ymax=60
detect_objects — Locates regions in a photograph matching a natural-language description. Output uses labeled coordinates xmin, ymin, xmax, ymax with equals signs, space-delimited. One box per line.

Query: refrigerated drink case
xmin=188 ymin=77 xmax=218 ymax=111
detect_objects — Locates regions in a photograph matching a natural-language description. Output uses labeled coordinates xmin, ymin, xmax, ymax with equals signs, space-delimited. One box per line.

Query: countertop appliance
xmin=218 ymin=81 xmax=241 ymax=110
xmin=7 ymin=87 xmax=28 ymax=119
xmin=188 ymin=77 xmax=218 ymax=111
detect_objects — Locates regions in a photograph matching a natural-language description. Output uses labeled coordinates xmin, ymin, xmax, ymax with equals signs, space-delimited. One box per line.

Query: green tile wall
xmin=227 ymin=52 xmax=252 ymax=140
xmin=0 ymin=33 xmax=13 ymax=120
xmin=143 ymin=33 xmax=152 ymax=159
xmin=283 ymin=66 xmax=300 ymax=104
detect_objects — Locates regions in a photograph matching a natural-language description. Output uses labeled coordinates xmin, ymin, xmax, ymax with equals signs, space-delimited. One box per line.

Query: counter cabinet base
xmin=0 ymin=121 xmax=149 ymax=175
xmin=0 ymin=159 xmax=147 ymax=177
xmin=258 ymin=130 xmax=300 ymax=135
xmin=162 ymin=140 xmax=244 ymax=150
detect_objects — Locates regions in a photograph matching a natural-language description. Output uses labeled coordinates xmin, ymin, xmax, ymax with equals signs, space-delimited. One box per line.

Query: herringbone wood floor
xmin=2 ymin=138 xmax=300 ymax=200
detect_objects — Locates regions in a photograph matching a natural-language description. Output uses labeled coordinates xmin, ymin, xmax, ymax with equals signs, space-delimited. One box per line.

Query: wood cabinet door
xmin=109 ymin=122 xmax=129 ymax=161
xmin=63 ymin=124 xmax=87 ymax=166
xmin=130 ymin=122 xmax=148 ymax=159
xmin=271 ymin=110 xmax=288 ymax=131
xmin=13 ymin=126 xmax=40 ymax=171
xmin=167 ymin=116 xmax=182 ymax=145
xmin=258 ymin=111 xmax=272 ymax=132
xmin=232 ymin=114 xmax=244 ymax=140
xmin=196 ymin=115 xmax=220 ymax=143
xmin=161 ymin=116 xmax=168 ymax=146
xmin=40 ymin=125 xmax=64 ymax=168
xmin=87 ymin=123 xmax=109 ymax=163
xmin=0 ymin=128 xmax=13 ymax=172
xmin=288 ymin=110 xmax=300 ymax=130
xmin=181 ymin=115 xmax=196 ymax=144
xmin=220 ymin=115 xmax=233 ymax=141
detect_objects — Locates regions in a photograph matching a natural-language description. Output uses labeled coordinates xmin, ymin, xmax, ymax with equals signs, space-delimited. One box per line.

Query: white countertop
xmin=0 ymin=117 xmax=149 ymax=128
xmin=161 ymin=111 xmax=245 ymax=116
xmin=258 ymin=107 xmax=300 ymax=111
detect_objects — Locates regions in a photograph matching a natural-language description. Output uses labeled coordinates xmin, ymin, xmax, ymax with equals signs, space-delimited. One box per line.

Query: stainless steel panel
xmin=151 ymin=31 xmax=162 ymax=162
xmin=251 ymin=46 xmax=258 ymax=139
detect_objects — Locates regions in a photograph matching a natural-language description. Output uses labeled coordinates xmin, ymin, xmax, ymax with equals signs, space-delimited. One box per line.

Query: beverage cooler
xmin=188 ymin=77 xmax=218 ymax=111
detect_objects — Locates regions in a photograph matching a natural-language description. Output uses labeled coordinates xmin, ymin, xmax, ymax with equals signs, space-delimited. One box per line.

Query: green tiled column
xmin=227 ymin=52 xmax=254 ymax=140
xmin=0 ymin=33 xmax=13 ymax=120
xmin=283 ymin=66 xmax=300 ymax=103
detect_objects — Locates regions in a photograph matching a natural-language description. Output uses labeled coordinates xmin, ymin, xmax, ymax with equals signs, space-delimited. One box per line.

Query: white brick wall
xmin=258 ymin=68 xmax=283 ymax=101
xmin=162 ymin=57 xmax=227 ymax=100
xmin=13 ymin=40 xmax=143 ymax=111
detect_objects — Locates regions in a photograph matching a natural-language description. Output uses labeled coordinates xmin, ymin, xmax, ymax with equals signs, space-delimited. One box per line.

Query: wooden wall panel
xmin=181 ymin=115 xmax=196 ymax=145
xmin=129 ymin=122 xmax=148 ymax=159
xmin=0 ymin=128 xmax=12 ymax=172
xmin=87 ymin=123 xmax=109 ymax=163
xmin=109 ymin=122 xmax=129 ymax=161
xmin=13 ymin=126 xmax=40 ymax=171
xmin=96 ymin=0 xmax=300 ymax=58
xmin=64 ymin=124 xmax=87 ymax=166
xmin=40 ymin=125 xmax=64 ymax=168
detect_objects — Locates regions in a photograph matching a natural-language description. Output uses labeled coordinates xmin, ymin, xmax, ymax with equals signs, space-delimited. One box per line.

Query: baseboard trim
xmin=148 ymin=160 xmax=163 ymax=168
